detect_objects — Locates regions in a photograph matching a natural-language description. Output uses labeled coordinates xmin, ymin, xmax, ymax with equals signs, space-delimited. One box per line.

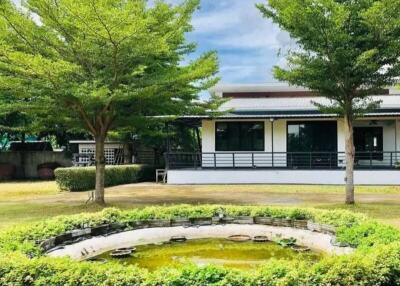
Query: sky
xmin=12 ymin=0 xmax=293 ymax=85
xmin=181 ymin=0 xmax=293 ymax=85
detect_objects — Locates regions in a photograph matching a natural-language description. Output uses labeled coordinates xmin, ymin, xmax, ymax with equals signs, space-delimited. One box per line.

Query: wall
xmin=201 ymin=120 xmax=215 ymax=152
xmin=337 ymin=119 xmax=398 ymax=166
xmin=201 ymin=119 xmax=275 ymax=167
xmin=201 ymin=118 xmax=336 ymax=167
xmin=201 ymin=118 xmax=398 ymax=154
xmin=0 ymin=151 xmax=72 ymax=179
xmin=168 ymin=169 xmax=400 ymax=185
xmin=397 ymin=120 xmax=400 ymax=163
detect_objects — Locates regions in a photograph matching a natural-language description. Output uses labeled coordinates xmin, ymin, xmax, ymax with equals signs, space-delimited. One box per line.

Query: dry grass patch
xmin=1 ymin=181 xmax=400 ymax=229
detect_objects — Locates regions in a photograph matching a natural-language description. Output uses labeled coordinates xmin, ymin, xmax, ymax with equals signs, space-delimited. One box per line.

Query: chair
xmin=156 ymin=169 xmax=167 ymax=183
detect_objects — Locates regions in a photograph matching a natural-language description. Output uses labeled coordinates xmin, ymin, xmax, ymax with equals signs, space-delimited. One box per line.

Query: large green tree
xmin=258 ymin=0 xmax=400 ymax=204
xmin=0 ymin=0 xmax=219 ymax=204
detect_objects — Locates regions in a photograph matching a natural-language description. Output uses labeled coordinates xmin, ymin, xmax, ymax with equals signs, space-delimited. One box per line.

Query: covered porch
xmin=165 ymin=150 xmax=400 ymax=170
xmin=165 ymin=115 xmax=400 ymax=185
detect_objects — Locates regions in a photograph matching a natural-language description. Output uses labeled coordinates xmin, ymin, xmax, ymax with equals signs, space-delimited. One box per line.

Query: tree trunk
xmin=94 ymin=135 xmax=106 ymax=204
xmin=344 ymin=113 xmax=355 ymax=204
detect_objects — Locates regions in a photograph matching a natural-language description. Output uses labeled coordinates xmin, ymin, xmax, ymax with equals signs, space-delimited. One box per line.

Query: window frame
xmin=354 ymin=126 xmax=384 ymax=161
xmin=215 ymin=121 xmax=265 ymax=152
xmin=286 ymin=121 xmax=338 ymax=153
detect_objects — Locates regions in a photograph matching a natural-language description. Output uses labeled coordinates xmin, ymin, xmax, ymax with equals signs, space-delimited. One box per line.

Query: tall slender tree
xmin=0 ymin=0 xmax=219 ymax=204
xmin=258 ymin=0 xmax=400 ymax=204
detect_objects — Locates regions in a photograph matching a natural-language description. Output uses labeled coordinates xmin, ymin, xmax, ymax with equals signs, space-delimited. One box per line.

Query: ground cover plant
xmin=0 ymin=205 xmax=400 ymax=285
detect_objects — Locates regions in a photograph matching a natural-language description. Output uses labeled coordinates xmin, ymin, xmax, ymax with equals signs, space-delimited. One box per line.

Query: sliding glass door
xmin=287 ymin=121 xmax=338 ymax=168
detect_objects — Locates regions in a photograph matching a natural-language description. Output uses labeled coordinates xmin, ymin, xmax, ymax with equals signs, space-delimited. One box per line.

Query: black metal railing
xmin=165 ymin=151 xmax=400 ymax=170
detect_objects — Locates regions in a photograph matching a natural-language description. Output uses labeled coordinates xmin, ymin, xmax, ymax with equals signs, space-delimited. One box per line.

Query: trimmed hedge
xmin=54 ymin=164 xmax=155 ymax=191
xmin=0 ymin=205 xmax=400 ymax=285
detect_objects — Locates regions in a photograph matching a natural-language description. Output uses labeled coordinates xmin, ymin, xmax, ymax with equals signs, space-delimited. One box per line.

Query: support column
xmin=195 ymin=126 xmax=201 ymax=152
xmin=270 ymin=118 xmax=275 ymax=167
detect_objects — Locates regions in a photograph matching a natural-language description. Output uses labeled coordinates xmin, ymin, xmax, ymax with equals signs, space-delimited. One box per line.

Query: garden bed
xmin=0 ymin=205 xmax=400 ymax=285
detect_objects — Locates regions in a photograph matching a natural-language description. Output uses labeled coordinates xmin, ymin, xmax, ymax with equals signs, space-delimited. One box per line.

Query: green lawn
xmin=0 ymin=181 xmax=399 ymax=229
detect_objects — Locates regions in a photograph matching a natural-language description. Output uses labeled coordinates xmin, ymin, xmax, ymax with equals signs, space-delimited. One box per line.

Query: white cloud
xmin=217 ymin=49 xmax=279 ymax=83
xmin=192 ymin=0 xmax=290 ymax=49
xmin=186 ymin=0 xmax=296 ymax=85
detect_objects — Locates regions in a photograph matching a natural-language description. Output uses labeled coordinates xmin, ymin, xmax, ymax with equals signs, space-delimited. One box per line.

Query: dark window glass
xmin=287 ymin=121 xmax=338 ymax=168
xmin=287 ymin=121 xmax=338 ymax=152
xmin=354 ymin=127 xmax=383 ymax=160
xmin=215 ymin=122 xmax=264 ymax=151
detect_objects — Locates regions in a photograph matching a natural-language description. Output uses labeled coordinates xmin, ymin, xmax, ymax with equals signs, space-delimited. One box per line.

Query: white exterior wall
xmin=175 ymin=118 xmax=400 ymax=185
xmin=201 ymin=119 xmax=276 ymax=168
xmin=202 ymin=118 xmax=338 ymax=168
xmin=168 ymin=169 xmax=400 ymax=185
xmin=397 ymin=120 xmax=400 ymax=163
xmin=201 ymin=120 xmax=215 ymax=152
xmin=336 ymin=119 xmax=346 ymax=167
xmin=201 ymin=118 xmax=398 ymax=157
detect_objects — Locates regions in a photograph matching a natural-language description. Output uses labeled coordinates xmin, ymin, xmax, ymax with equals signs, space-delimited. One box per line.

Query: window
xmin=287 ymin=121 xmax=338 ymax=168
xmin=287 ymin=121 xmax=338 ymax=152
xmin=215 ymin=122 xmax=264 ymax=151
xmin=354 ymin=127 xmax=383 ymax=160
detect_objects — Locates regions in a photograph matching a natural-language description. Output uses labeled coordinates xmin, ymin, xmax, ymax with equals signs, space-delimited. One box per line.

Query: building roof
xmin=219 ymin=95 xmax=400 ymax=113
xmin=210 ymin=83 xmax=400 ymax=95
xmin=177 ymin=110 xmax=400 ymax=120
xmin=210 ymin=83 xmax=310 ymax=94
xmin=169 ymin=84 xmax=400 ymax=124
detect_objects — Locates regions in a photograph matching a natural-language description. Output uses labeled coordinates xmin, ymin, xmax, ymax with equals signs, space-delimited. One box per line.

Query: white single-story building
xmin=69 ymin=141 xmax=128 ymax=165
xmin=166 ymin=84 xmax=400 ymax=185
xmin=69 ymin=141 xmax=159 ymax=166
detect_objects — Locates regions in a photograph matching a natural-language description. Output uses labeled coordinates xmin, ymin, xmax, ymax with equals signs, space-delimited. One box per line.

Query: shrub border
xmin=54 ymin=164 xmax=155 ymax=192
xmin=1 ymin=205 xmax=400 ymax=285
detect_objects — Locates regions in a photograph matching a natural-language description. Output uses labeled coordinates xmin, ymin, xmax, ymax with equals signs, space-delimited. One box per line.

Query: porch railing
xmin=165 ymin=151 xmax=400 ymax=170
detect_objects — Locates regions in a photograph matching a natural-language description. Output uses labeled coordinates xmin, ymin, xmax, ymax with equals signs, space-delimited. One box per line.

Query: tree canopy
xmin=0 ymin=0 xmax=219 ymax=133
xmin=258 ymin=0 xmax=400 ymax=203
xmin=0 ymin=0 xmax=220 ymax=203
xmin=258 ymin=0 xmax=400 ymax=108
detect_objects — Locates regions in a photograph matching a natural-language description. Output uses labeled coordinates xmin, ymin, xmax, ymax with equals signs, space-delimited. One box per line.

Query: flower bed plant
xmin=0 ymin=205 xmax=399 ymax=285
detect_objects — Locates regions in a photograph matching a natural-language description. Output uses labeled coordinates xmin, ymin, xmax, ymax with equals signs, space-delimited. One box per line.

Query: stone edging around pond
xmin=47 ymin=224 xmax=354 ymax=261
xmin=38 ymin=217 xmax=338 ymax=252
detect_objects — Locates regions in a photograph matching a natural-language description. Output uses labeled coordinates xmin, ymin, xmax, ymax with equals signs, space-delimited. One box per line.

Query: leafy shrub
xmin=54 ymin=164 xmax=155 ymax=191
xmin=0 ymin=253 xmax=146 ymax=286
xmin=336 ymin=221 xmax=400 ymax=249
xmin=0 ymin=205 xmax=321 ymax=255
xmin=1 ymin=206 xmax=400 ymax=285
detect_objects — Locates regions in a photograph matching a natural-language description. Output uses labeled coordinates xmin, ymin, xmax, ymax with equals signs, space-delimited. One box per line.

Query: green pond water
xmin=96 ymin=239 xmax=322 ymax=271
